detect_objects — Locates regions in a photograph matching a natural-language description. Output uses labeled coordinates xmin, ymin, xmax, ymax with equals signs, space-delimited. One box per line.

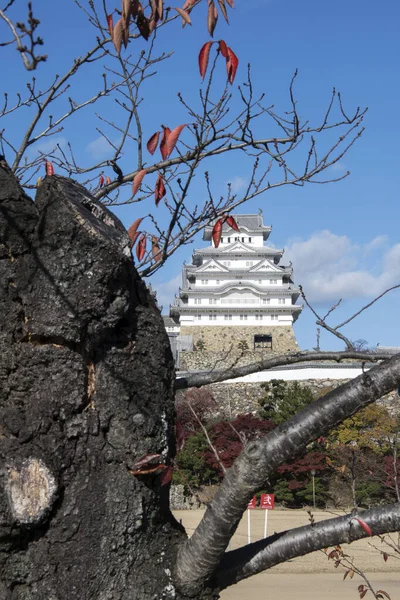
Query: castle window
xmin=224 ymin=314 xmax=232 ymax=320
xmin=197 ymin=315 xmax=202 ymax=320
xmin=209 ymin=298 xmax=217 ymax=304
xmin=221 ymin=237 xmax=224 ymax=243
xmin=271 ymin=314 xmax=278 ymax=321
xmin=241 ymin=237 xmax=245 ymax=242
xmin=239 ymin=314 xmax=247 ymax=321
xmin=248 ymin=237 xmax=252 ymax=243
xmin=201 ymin=279 xmax=208 ymax=284
xmin=262 ymin=298 xmax=270 ymax=304
xmin=227 ymin=237 xmax=231 ymax=243
xmin=258 ymin=279 xmax=262 ymax=284
xmin=278 ymin=298 xmax=285 ymax=304
xmin=255 ymin=314 xmax=263 ymax=320
xmin=216 ymin=279 xmax=220 ymax=284
xmin=195 ymin=298 xmax=202 ymax=304
xmin=254 ymin=334 xmax=272 ymax=350
xmin=209 ymin=314 xmax=217 ymax=320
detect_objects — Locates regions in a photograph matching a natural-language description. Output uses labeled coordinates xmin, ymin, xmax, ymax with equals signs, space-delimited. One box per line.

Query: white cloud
xmin=154 ymin=274 xmax=181 ymax=312
xmin=285 ymin=231 xmax=400 ymax=303
xmin=86 ymin=135 xmax=121 ymax=160
xmin=330 ymin=161 xmax=348 ymax=173
xmin=28 ymin=136 xmax=67 ymax=157
xmin=226 ymin=176 xmax=247 ymax=194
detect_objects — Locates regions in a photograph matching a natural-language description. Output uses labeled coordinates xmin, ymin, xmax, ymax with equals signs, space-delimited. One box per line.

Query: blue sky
xmin=1 ymin=0 xmax=399 ymax=351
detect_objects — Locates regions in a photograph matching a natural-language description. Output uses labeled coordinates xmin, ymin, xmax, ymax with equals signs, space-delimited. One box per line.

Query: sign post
xmin=247 ymin=496 xmax=257 ymax=544
xmin=260 ymin=493 xmax=275 ymax=538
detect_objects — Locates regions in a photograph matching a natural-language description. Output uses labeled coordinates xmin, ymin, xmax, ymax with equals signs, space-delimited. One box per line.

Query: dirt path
xmin=173 ymin=509 xmax=400 ymax=599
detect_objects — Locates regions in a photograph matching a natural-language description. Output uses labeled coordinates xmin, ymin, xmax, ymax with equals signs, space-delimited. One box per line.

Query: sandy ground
xmin=173 ymin=509 xmax=400 ymax=599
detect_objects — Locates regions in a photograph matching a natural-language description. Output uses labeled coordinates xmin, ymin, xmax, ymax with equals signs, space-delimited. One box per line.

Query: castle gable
xmin=250 ymin=259 xmax=281 ymax=273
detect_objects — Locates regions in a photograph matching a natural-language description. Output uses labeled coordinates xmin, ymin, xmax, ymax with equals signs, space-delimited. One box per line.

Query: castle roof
xmin=203 ymin=213 xmax=271 ymax=240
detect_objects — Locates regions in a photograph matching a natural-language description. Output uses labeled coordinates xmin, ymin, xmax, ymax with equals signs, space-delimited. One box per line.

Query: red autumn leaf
xmin=127 ymin=217 xmax=143 ymax=245
xmin=152 ymin=235 xmax=162 ymax=262
xmin=163 ymin=124 xmax=186 ymax=159
xmin=383 ymin=552 xmax=389 ymax=562
xmin=99 ymin=174 xmax=105 ymax=188
xmin=112 ymin=17 xmax=124 ymax=53
xmin=160 ymin=126 xmax=171 ymax=161
xmin=199 ymin=41 xmax=214 ymax=79
xmin=355 ymin=518 xmax=373 ymax=536
xmin=182 ymin=0 xmax=194 ymax=8
xmin=226 ymin=0 xmax=234 ymax=5
xmin=136 ymin=233 xmax=147 ymax=261
xmin=105 ymin=175 xmax=111 ymax=185
xmin=217 ymin=0 xmax=229 ymax=23
xmin=45 ymin=160 xmax=54 ymax=176
xmin=147 ymin=131 xmax=160 ymax=155
xmin=174 ymin=7 xmax=192 ymax=25
xmin=155 ymin=172 xmax=166 ymax=205
xmin=130 ymin=464 xmax=166 ymax=475
xmin=218 ymin=39 xmax=228 ymax=57
xmin=132 ymin=168 xmax=147 ymax=197
xmin=129 ymin=231 xmax=141 ymax=247
xmin=212 ymin=218 xmax=223 ymax=248
xmin=207 ymin=0 xmax=218 ymax=36
xmin=106 ymin=14 xmax=114 ymax=36
xmin=226 ymin=215 xmax=239 ymax=231
xmin=160 ymin=465 xmax=173 ymax=486
xmin=130 ymin=453 xmax=162 ymax=470
xmin=358 ymin=585 xmax=365 ymax=593
xmin=360 ymin=591 xmax=368 ymax=600
xmin=155 ymin=0 xmax=164 ymax=21
xmin=122 ymin=0 xmax=132 ymax=21
xmin=226 ymin=46 xmax=239 ymax=84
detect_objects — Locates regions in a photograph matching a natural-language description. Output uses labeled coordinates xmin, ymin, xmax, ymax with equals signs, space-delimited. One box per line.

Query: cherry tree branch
xmin=215 ymin=504 xmax=400 ymax=590
xmin=175 ymin=353 xmax=400 ymax=595
xmin=174 ymin=350 xmax=397 ymax=390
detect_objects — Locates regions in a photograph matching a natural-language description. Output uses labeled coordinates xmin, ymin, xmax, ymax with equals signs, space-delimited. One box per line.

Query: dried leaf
xmin=376 ymin=591 xmax=391 ymax=600
xmin=355 ymin=518 xmax=373 ymax=537
xmin=107 ymin=14 xmax=114 ymax=36
xmin=151 ymin=235 xmax=162 ymax=262
xmin=212 ymin=218 xmax=223 ymax=248
xmin=226 ymin=0 xmax=234 ymax=6
xmin=122 ymin=0 xmax=132 ymax=22
xmin=207 ymin=0 xmax=218 ymax=37
xmin=199 ymin=41 xmax=214 ymax=79
xmin=130 ymin=464 xmax=166 ymax=475
xmin=136 ymin=233 xmax=147 ymax=261
xmin=112 ymin=17 xmax=124 ymax=54
xmin=226 ymin=46 xmax=239 ymax=84
xmin=147 ymin=131 xmax=160 ymax=155
xmin=155 ymin=172 xmax=166 ymax=205
xmin=131 ymin=0 xmax=141 ymax=17
xmin=99 ymin=174 xmax=105 ymax=188
xmin=218 ymin=39 xmax=228 ymax=57
xmin=343 ymin=571 xmax=349 ymax=581
xmin=132 ymin=168 xmax=147 ymax=197
xmin=349 ymin=569 xmax=355 ymax=579
xmin=163 ymin=124 xmax=186 ymax=158
xmin=127 ymin=217 xmax=143 ymax=244
xmin=174 ymin=7 xmax=192 ymax=25
xmin=217 ymin=0 xmax=229 ymax=23
xmin=358 ymin=585 xmax=365 ymax=593
xmin=36 ymin=176 xmax=42 ymax=188
xmin=360 ymin=591 xmax=368 ymax=600
xmin=129 ymin=230 xmax=141 ymax=248
xmin=45 ymin=160 xmax=54 ymax=176
xmin=226 ymin=215 xmax=239 ymax=231
xmin=160 ymin=126 xmax=171 ymax=161
xmin=182 ymin=0 xmax=194 ymax=8
xmin=155 ymin=0 xmax=164 ymax=20
xmin=383 ymin=552 xmax=389 ymax=562
xmin=160 ymin=465 xmax=173 ymax=486
xmin=105 ymin=175 xmax=111 ymax=185
xmin=137 ymin=12 xmax=150 ymax=40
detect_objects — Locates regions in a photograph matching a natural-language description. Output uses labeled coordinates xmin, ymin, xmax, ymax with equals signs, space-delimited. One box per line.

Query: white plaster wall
xmin=223 ymin=366 xmax=365 ymax=383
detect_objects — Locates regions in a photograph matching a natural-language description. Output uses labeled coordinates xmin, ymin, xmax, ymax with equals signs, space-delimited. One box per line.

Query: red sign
xmin=247 ymin=496 xmax=257 ymax=509
xmin=260 ymin=493 xmax=275 ymax=510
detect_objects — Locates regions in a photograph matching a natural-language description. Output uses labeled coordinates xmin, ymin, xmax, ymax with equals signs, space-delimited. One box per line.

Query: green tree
xmin=259 ymin=380 xmax=315 ymax=425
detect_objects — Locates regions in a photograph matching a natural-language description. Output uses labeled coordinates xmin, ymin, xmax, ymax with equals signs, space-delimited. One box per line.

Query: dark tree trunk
xmin=0 ymin=166 xmax=209 ymax=599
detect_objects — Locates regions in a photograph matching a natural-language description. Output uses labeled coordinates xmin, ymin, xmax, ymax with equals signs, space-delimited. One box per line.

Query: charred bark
xmin=0 ymin=167 xmax=202 ymax=599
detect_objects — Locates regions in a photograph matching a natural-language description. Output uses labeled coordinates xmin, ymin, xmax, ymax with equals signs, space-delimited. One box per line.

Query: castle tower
xmin=169 ymin=213 xmax=302 ymax=365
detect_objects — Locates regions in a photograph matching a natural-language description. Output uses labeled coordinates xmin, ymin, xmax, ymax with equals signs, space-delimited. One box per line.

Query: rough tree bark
xmin=0 ymin=165 xmax=200 ymax=599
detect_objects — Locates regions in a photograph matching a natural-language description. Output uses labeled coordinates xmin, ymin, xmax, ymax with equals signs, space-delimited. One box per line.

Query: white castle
xmin=167 ymin=213 xmax=303 ymax=357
